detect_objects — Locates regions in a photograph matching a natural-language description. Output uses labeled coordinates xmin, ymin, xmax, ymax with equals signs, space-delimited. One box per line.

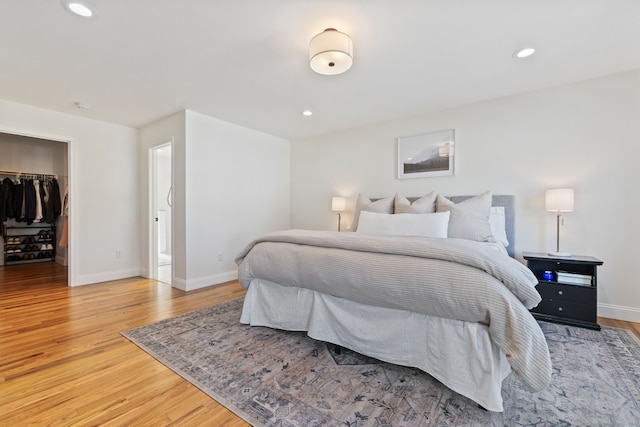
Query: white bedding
xmin=241 ymin=279 xmax=512 ymax=412
xmin=235 ymin=229 xmax=552 ymax=412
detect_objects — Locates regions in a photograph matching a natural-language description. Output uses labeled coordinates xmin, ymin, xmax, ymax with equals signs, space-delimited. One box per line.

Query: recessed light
xmin=61 ymin=0 xmax=96 ymax=18
xmin=302 ymin=110 xmax=313 ymax=117
xmin=513 ymin=47 xmax=536 ymax=59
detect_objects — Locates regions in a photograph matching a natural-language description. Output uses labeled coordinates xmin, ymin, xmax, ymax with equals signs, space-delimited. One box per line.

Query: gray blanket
xmin=236 ymin=229 xmax=552 ymax=392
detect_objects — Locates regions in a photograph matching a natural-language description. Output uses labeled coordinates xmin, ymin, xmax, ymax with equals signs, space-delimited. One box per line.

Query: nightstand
xmin=523 ymin=252 xmax=603 ymax=330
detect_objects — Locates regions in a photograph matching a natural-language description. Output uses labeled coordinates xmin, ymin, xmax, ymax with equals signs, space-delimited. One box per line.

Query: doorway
xmin=151 ymin=143 xmax=172 ymax=284
xmin=0 ymin=131 xmax=70 ymax=286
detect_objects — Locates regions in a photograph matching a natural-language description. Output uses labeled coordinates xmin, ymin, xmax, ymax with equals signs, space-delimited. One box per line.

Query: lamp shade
xmin=545 ymin=188 xmax=574 ymax=212
xmin=309 ymin=28 xmax=353 ymax=75
xmin=331 ymin=196 xmax=346 ymax=212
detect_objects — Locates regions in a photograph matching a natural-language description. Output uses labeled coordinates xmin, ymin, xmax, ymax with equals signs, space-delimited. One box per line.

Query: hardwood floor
xmin=0 ymin=262 xmax=249 ymax=426
xmin=1 ymin=262 xmax=639 ymax=426
xmin=598 ymin=316 xmax=640 ymax=340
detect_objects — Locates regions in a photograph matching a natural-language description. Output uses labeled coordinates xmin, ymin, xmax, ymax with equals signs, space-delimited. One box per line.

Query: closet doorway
xmin=0 ymin=131 xmax=70 ymax=286
xmin=151 ymin=143 xmax=172 ymax=284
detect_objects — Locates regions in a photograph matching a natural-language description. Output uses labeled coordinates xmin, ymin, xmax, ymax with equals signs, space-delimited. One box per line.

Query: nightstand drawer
xmin=532 ymin=300 xmax=596 ymax=323
xmin=535 ymin=282 xmax=596 ymax=305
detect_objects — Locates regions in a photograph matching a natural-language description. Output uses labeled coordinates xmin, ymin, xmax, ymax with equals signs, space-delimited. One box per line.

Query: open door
xmin=151 ymin=143 xmax=172 ymax=284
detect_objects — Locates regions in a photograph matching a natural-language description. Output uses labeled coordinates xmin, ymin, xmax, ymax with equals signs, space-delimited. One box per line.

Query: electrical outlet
xmin=217 ymin=253 xmax=223 ymax=261
xmin=115 ymin=250 xmax=121 ymax=259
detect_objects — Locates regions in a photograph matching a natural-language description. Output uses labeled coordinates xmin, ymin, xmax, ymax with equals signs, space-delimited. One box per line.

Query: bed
xmin=234 ymin=192 xmax=552 ymax=412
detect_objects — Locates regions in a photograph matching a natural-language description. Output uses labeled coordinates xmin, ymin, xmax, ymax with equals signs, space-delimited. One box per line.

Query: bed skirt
xmin=240 ymin=279 xmax=512 ymax=412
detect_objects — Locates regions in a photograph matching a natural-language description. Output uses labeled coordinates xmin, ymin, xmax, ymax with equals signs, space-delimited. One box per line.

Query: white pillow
xmin=350 ymin=194 xmax=394 ymax=231
xmin=356 ymin=211 xmax=450 ymax=238
xmin=489 ymin=206 xmax=509 ymax=247
xmin=436 ymin=191 xmax=496 ymax=243
xmin=394 ymin=191 xmax=437 ymax=214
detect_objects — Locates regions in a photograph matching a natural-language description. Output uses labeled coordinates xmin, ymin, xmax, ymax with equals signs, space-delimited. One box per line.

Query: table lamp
xmin=545 ymin=188 xmax=574 ymax=257
xmin=331 ymin=197 xmax=346 ymax=231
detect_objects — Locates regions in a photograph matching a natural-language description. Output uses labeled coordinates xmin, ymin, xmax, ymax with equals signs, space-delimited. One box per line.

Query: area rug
xmin=122 ymin=298 xmax=640 ymax=426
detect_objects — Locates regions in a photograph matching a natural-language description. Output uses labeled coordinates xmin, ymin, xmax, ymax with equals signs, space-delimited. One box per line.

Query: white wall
xmin=183 ymin=110 xmax=290 ymax=290
xmin=291 ymin=69 xmax=640 ymax=322
xmin=139 ymin=110 xmax=291 ymax=291
xmin=0 ymin=99 xmax=140 ymax=286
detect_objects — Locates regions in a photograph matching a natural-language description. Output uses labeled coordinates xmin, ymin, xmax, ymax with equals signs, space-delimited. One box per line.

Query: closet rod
xmin=0 ymin=169 xmax=57 ymax=179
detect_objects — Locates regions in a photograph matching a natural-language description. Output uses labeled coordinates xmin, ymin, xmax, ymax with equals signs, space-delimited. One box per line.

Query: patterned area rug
xmin=122 ymin=298 xmax=640 ymax=426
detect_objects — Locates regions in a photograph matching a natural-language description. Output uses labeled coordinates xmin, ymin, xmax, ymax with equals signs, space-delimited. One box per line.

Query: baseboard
xmin=74 ymin=268 xmax=142 ymax=287
xmin=598 ymin=303 xmax=640 ymax=323
xmin=176 ymin=270 xmax=238 ymax=292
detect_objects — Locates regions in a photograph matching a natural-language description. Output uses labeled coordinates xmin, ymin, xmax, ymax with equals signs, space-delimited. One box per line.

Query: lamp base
xmin=548 ymin=251 xmax=572 ymax=257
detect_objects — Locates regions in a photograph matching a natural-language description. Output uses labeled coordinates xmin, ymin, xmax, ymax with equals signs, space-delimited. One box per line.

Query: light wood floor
xmin=1 ymin=262 xmax=250 ymax=426
xmin=1 ymin=262 xmax=639 ymax=426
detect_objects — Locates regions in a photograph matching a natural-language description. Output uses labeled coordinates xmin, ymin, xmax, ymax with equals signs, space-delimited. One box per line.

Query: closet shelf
xmin=0 ymin=170 xmax=57 ymax=179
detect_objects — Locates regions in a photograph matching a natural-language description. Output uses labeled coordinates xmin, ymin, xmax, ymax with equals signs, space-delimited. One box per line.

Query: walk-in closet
xmin=0 ymin=132 xmax=68 ymax=278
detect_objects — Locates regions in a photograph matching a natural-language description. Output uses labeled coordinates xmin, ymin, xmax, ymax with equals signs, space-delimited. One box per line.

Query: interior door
xmin=151 ymin=143 xmax=172 ymax=284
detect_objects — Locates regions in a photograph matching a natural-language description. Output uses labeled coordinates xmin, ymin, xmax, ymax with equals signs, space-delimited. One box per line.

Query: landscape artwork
xmin=397 ymin=129 xmax=455 ymax=179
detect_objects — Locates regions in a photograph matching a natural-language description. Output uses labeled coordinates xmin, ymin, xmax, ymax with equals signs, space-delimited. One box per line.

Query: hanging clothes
xmin=33 ymin=180 xmax=44 ymax=223
xmin=43 ymin=180 xmax=53 ymax=224
xmin=24 ymin=179 xmax=36 ymax=225
xmin=59 ymin=183 xmax=69 ymax=248
xmin=1 ymin=175 xmax=62 ymax=224
xmin=61 ymin=182 xmax=69 ymax=218
xmin=18 ymin=180 xmax=26 ymax=222
xmin=12 ymin=178 xmax=24 ymax=222
xmin=0 ymin=177 xmax=14 ymax=221
xmin=50 ymin=178 xmax=61 ymax=223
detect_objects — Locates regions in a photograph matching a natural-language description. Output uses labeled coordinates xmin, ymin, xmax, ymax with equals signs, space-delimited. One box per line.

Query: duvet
xmin=235 ymin=229 xmax=552 ymax=393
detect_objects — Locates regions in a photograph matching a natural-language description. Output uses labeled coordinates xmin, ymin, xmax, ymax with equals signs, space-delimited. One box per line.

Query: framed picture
xmin=397 ymin=129 xmax=455 ymax=179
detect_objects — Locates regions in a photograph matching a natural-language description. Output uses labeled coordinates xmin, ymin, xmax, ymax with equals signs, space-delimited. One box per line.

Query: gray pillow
xmin=394 ymin=191 xmax=437 ymax=214
xmin=351 ymin=194 xmax=394 ymax=231
xmin=436 ymin=191 xmax=496 ymax=242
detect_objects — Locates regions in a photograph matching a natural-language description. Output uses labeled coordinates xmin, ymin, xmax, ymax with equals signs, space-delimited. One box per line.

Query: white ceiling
xmin=1 ymin=1 xmax=639 ymax=141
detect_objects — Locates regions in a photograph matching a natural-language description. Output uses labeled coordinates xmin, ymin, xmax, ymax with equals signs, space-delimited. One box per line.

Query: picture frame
xmin=397 ymin=129 xmax=455 ymax=179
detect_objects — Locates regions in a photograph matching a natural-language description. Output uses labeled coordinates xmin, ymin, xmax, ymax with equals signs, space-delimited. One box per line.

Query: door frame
xmin=0 ymin=126 xmax=74 ymax=286
xmin=148 ymin=141 xmax=173 ymax=283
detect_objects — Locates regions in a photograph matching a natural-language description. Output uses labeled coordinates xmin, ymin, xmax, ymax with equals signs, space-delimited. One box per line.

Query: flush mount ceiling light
xmin=61 ymin=0 xmax=96 ymax=18
xmin=309 ymin=28 xmax=353 ymax=75
xmin=301 ymin=110 xmax=313 ymax=116
xmin=513 ymin=47 xmax=536 ymax=59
